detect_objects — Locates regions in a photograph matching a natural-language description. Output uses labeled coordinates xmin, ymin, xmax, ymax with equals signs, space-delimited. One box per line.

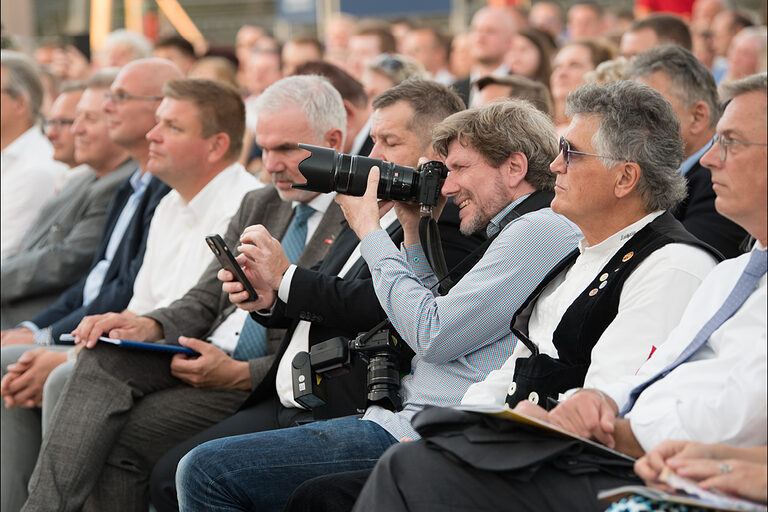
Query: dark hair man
xmin=154 ymin=35 xmax=197 ymax=75
xmin=620 ymin=14 xmax=693 ymax=58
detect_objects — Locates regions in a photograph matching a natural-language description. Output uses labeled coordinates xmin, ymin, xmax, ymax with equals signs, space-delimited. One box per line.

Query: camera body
xmin=292 ymin=326 xmax=414 ymax=412
xmin=294 ymin=144 xmax=448 ymax=207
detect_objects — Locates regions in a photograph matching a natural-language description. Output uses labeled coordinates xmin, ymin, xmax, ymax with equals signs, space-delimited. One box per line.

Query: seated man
xmin=175 ymin=98 xmax=583 ymax=511
xmin=284 ymin=78 xmax=724 ymax=512
xmin=352 ymin=73 xmax=767 ymax=512
xmin=20 ymin=75 xmax=349 ymax=512
xmin=1 ymin=70 xmax=133 ymax=328
xmin=625 ymin=44 xmax=748 ymax=258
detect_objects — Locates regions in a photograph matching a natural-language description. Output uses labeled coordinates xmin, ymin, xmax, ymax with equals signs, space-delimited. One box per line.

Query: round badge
xmin=589 ymin=288 xmax=599 ymax=296
xmin=622 ymin=252 xmax=634 ymax=262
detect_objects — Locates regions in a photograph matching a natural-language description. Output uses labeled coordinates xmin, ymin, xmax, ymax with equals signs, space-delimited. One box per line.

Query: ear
xmin=614 ymin=161 xmax=641 ymax=199
xmin=688 ymin=100 xmax=711 ymax=136
xmin=324 ymin=128 xmax=345 ymax=152
xmin=503 ymin=152 xmax=529 ymax=189
xmin=206 ymin=132 xmax=231 ymax=163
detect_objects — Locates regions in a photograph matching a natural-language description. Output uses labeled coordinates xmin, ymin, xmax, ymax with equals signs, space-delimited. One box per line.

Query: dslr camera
xmin=291 ymin=325 xmax=414 ymax=412
xmin=294 ymin=144 xmax=448 ymax=207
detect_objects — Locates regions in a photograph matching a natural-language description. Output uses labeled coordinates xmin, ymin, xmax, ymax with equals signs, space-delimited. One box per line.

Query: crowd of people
xmin=0 ymin=1 xmax=766 ymax=511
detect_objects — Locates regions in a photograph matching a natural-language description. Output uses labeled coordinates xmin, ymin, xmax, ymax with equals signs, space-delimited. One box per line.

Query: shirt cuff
xmin=34 ymin=327 xmax=54 ymax=346
xmin=19 ymin=321 xmax=40 ymax=333
xmin=403 ymin=243 xmax=432 ymax=277
xmin=278 ymin=264 xmax=298 ymax=303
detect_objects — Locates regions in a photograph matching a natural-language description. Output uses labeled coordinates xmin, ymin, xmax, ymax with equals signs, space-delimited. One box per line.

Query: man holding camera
xmin=175 ymin=100 xmax=582 ymax=511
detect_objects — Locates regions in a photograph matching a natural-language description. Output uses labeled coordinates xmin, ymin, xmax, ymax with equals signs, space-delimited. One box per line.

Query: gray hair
xmin=719 ymin=72 xmax=768 ymax=102
xmin=1 ymin=50 xmax=44 ymax=124
xmin=566 ymin=80 xmax=687 ymax=212
xmin=101 ymin=29 xmax=153 ymax=61
xmin=433 ymin=99 xmax=558 ymax=191
xmin=86 ymin=67 xmax=120 ymax=89
xmin=254 ymin=75 xmax=347 ymax=145
xmin=624 ymin=44 xmax=721 ymax=130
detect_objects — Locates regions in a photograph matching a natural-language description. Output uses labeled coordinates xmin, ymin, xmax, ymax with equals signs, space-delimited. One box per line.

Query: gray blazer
xmin=0 ymin=159 xmax=136 ymax=328
xmin=145 ymin=185 xmax=345 ymax=391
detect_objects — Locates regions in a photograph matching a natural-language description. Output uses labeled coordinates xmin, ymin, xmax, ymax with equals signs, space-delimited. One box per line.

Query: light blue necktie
xmin=232 ymin=204 xmax=315 ymax=361
xmin=620 ymin=249 xmax=767 ymax=416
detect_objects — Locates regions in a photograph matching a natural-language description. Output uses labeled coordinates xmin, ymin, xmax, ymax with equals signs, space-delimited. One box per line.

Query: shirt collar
xmin=678 ymin=138 xmax=713 ymax=176
xmin=578 ymin=210 xmax=664 ymax=255
xmin=184 ymin=162 xmax=246 ymax=221
xmin=293 ymin=190 xmax=336 ymax=216
xmin=129 ymin=169 xmax=153 ymax=194
xmin=486 ymin=193 xmax=532 ymax=237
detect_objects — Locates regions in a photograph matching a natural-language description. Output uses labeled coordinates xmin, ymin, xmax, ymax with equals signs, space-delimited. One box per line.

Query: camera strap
xmin=419 ymin=190 xmax=555 ymax=295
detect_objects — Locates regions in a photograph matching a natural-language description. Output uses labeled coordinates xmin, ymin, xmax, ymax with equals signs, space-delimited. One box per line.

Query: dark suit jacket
xmin=1 ymin=160 xmax=135 ymax=327
xmin=451 ymin=77 xmax=471 ymax=108
xmin=30 ymin=173 xmax=171 ymax=338
xmin=145 ymin=186 xmax=346 ymax=391
xmin=673 ymin=160 xmax=748 ymax=259
xmin=244 ymin=200 xmax=485 ymax=417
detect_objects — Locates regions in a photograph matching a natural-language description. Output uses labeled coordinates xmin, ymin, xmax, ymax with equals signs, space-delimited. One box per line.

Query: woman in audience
xmin=505 ymin=28 xmax=557 ymax=87
xmin=608 ymin=440 xmax=767 ymax=511
xmin=550 ymin=38 xmax=615 ymax=132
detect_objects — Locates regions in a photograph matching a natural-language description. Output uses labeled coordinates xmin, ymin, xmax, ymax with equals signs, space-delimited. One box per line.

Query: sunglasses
xmin=558 ymin=136 xmax=625 ymax=169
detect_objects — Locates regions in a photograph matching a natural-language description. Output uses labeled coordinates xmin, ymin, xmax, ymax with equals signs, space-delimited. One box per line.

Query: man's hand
xmin=218 ymin=267 xmax=276 ymax=312
xmin=169 ymin=337 xmax=251 ymax=390
xmin=1 ymin=327 xmax=35 ymax=347
xmin=547 ymin=389 xmax=618 ymax=448
xmin=237 ymin=225 xmax=290 ymax=291
xmin=1 ymin=349 xmax=67 ymax=408
xmin=673 ymin=458 xmax=767 ymax=503
xmin=71 ymin=312 xmax=163 ymax=348
xmin=634 ymin=440 xmax=712 ymax=486
xmin=335 ymin=167 xmax=384 ymax=240
xmin=512 ymin=399 xmax=551 ymax=422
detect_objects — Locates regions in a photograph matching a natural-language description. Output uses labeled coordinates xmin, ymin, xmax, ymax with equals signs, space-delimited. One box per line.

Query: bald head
xmin=120 ymin=58 xmax=183 ymax=97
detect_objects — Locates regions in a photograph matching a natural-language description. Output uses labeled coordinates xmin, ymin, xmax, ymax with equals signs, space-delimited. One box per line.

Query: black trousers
xmin=351 ymin=439 xmax=640 ymax=512
xmin=149 ymin=395 xmax=312 ymax=512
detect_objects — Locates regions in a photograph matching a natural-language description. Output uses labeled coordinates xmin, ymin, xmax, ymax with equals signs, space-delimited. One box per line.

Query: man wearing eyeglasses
xmin=1 ymin=50 xmax=69 ymax=261
xmin=349 ymin=76 xmax=767 ymax=512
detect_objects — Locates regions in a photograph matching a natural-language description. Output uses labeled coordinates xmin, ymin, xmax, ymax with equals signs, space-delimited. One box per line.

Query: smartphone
xmin=205 ymin=234 xmax=259 ymax=302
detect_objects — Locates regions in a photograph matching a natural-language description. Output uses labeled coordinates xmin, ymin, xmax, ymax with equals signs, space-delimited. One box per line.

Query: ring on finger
xmin=718 ymin=463 xmax=733 ymax=474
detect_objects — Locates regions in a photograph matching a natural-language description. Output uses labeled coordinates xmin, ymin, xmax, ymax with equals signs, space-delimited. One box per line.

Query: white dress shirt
xmin=204 ymin=192 xmax=336 ymax=354
xmin=1 ymin=127 xmax=68 ymax=259
xmin=127 ymin=163 xmax=262 ymax=314
xmin=461 ymin=212 xmax=718 ymax=407
xmin=274 ymin=208 xmax=398 ymax=408
xmin=601 ymin=243 xmax=767 ymax=452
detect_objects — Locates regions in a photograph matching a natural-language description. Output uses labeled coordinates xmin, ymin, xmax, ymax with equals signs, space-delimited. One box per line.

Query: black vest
xmin=505 ymin=212 xmax=722 ymax=409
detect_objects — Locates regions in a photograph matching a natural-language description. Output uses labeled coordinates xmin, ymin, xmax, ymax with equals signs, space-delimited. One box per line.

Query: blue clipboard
xmin=58 ymin=334 xmax=199 ymax=356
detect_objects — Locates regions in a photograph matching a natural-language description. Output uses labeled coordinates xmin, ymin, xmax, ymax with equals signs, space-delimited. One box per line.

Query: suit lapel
xmin=296 ymin=201 xmax=345 ymax=268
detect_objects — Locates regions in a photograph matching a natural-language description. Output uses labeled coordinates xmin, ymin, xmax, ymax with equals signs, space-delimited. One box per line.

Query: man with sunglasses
xmin=349 ymin=77 xmax=767 ymax=512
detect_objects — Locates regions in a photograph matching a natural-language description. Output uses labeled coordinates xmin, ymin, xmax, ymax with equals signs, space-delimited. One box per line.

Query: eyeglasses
xmin=558 ymin=136 xmax=624 ymax=169
xmin=43 ymin=118 xmax=76 ymax=129
xmin=105 ymin=91 xmax=164 ymax=104
xmin=372 ymin=54 xmax=405 ymax=74
xmin=712 ymin=133 xmax=768 ymax=162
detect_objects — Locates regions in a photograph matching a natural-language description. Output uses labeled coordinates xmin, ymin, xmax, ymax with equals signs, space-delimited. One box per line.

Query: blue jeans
xmin=176 ymin=415 xmax=398 ymax=512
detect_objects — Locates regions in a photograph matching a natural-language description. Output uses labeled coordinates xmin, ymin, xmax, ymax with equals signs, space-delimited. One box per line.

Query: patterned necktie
xmin=620 ymin=249 xmax=767 ymax=416
xmin=233 ymin=204 xmax=316 ymax=361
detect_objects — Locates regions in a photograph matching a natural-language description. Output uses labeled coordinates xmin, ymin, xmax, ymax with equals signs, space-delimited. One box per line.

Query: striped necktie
xmin=232 ymin=204 xmax=316 ymax=361
xmin=620 ymin=249 xmax=767 ymax=416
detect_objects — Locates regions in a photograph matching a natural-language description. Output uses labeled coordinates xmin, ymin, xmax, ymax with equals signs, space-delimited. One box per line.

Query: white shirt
xmin=431 ymin=68 xmax=456 ymax=87
xmin=1 ymin=127 xmax=68 ymax=259
xmin=601 ymin=244 xmax=767 ymax=452
xmin=204 ymin=192 xmax=336 ymax=353
xmin=461 ymin=212 xmax=718 ymax=407
xmin=127 ymin=163 xmax=262 ymax=314
xmin=274 ymin=208 xmax=398 ymax=408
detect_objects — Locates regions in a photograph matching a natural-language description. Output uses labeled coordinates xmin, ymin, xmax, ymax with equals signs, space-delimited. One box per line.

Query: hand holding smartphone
xmin=205 ymin=234 xmax=259 ymax=302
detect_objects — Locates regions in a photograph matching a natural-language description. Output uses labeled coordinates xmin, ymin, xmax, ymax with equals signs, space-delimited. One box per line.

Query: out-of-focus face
xmin=691 ymin=22 xmax=716 ymax=68
xmin=73 ymin=88 xmax=123 ymax=171
xmin=45 ymin=90 xmax=82 ymax=166
xmin=368 ymin=101 xmax=429 ymax=168
xmin=620 ymin=27 xmax=660 ymax=58
xmin=153 ymin=46 xmax=195 ymax=75
xmin=700 ymin=91 xmax=767 ymax=235
xmin=711 ymin=12 xmax=736 ymax=57
xmin=450 ymin=33 xmax=474 ymax=77
xmin=402 ymin=30 xmax=443 ymax=75
xmin=475 ymin=83 xmax=514 ymax=106
xmin=245 ymin=51 xmax=283 ymax=96
xmin=567 ymin=5 xmax=603 ymax=39
xmin=1 ymin=66 xmax=26 ymax=134
xmin=103 ymin=44 xmax=137 ymax=68
xmin=727 ymin=33 xmax=761 ymax=80
xmin=347 ymin=35 xmax=384 ymax=79
xmin=256 ymin=106 xmax=324 ymax=203
xmin=529 ymin=2 xmax=564 ymax=38
xmin=470 ymin=8 xmax=514 ymax=66
xmin=145 ymin=97 xmax=209 ymax=184
xmin=550 ymin=44 xmax=595 ymax=100
xmin=361 ymin=70 xmax=395 ymax=104
xmin=441 ymin=138 xmax=510 ymax=235
xmin=102 ymin=66 xmax=162 ymax=148
xmin=282 ymin=41 xmax=323 ymax=76
xmin=550 ymin=114 xmax=619 ymax=228
xmin=236 ymin=26 xmax=265 ymax=68
xmin=506 ymin=35 xmax=542 ymax=79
